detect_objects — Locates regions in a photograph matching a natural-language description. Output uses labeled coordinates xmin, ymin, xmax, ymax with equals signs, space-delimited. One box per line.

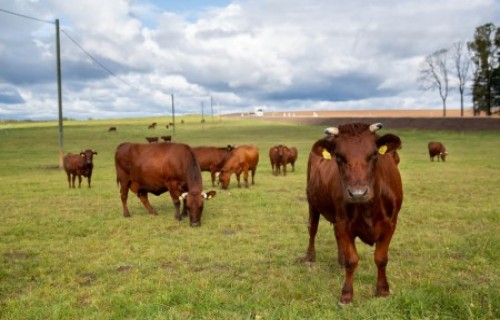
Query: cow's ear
xmin=377 ymin=134 xmax=402 ymax=153
xmin=93 ymin=151 xmax=98 ymax=155
xmin=80 ymin=152 xmax=85 ymax=157
xmin=202 ymin=190 xmax=217 ymax=200
xmin=312 ymin=137 xmax=336 ymax=157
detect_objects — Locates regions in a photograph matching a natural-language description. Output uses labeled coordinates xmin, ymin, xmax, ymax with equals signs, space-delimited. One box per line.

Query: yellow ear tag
xmin=378 ymin=145 xmax=388 ymax=155
xmin=322 ymin=149 xmax=332 ymax=160
xmin=208 ymin=195 xmax=212 ymax=199
xmin=178 ymin=196 xmax=183 ymax=201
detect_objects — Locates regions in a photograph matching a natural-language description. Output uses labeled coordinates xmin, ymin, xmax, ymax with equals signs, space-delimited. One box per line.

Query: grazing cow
xmin=114 ymin=142 xmax=216 ymax=226
xmin=146 ymin=136 xmax=159 ymax=143
xmin=148 ymin=122 xmax=157 ymax=129
xmin=303 ymin=123 xmax=403 ymax=305
xmin=63 ymin=149 xmax=98 ymax=188
xmin=269 ymin=145 xmax=298 ymax=176
xmin=108 ymin=126 xmax=117 ymax=132
xmin=161 ymin=135 xmax=172 ymax=142
xmin=192 ymin=145 xmax=234 ymax=187
xmin=428 ymin=141 xmax=447 ymax=162
xmin=218 ymin=145 xmax=259 ymax=189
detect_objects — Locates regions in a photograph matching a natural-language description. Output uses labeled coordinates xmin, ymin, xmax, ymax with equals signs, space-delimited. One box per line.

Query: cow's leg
xmin=291 ymin=162 xmax=295 ymax=172
xmin=137 ymin=192 xmax=158 ymax=216
xmin=283 ymin=163 xmax=287 ymax=176
xmin=71 ymin=174 xmax=76 ymax=188
xmin=66 ymin=173 xmax=71 ymax=188
xmin=243 ymin=168 xmax=250 ymax=188
xmin=168 ymin=189 xmax=183 ymax=221
xmin=334 ymin=222 xmax=358 ymax=304
xmin=119 ymin=183 xmax=131 ymax=217
xmin=302 ymin=204 xmax=320 ymax=262
xmin=210 ymin=170 xmax=216 ymax=187
xmin=77 ymin=175 xmax=82 ymax=188
xmin=87 ymin=174 xmax=92 ymax=188
xmin=251 ymin=167 xmax=256 ymax=185
xmin=374 ymin=227 xmax=396 ymax=298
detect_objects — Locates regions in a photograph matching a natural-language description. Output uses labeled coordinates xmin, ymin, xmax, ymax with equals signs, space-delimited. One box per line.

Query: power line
xmin=1 ymin=7 xmax=135 ymax=89
xmin=0 ymin=7 xmax=54 ymax=24
xmin=60 ymin=29 xmax=134 ymax=88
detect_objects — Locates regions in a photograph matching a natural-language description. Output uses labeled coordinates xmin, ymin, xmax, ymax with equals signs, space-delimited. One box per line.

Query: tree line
xmin=419 ymin=23 xmax=500 ymax=117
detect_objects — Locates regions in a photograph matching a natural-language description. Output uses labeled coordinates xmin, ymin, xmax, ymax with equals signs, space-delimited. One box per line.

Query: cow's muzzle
xmin=347 ymin=187 xmax=369 ymax=202
xmin=190 ymin=221 xmax=201 ymax=227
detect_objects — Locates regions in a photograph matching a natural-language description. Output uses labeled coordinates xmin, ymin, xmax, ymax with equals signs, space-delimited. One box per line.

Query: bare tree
xmin=419 ymin=49 xmax=449 ymax=117
xmin=452 ymin=41 xmax=471 ymax=116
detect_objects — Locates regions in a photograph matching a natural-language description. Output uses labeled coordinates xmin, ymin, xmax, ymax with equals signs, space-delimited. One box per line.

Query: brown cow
xmin=303 ymin=123 xmax=403 ymax=305
xmin=108 ymin=126 xmax=117 ymax=132
xmin=161 ymin=135 xmax=172 ymax=142
xmin=192 ymin=145 xmax=234 ymax=187
xmin=218 ymin=145 xmax=259 ymax=189
xmin=287 ymin=146 xmax=298 ymax=172
xmin=269 ymin=145 xmax=298 ymax=176
xmin=428 ymin=141 xmax=447 ymax=162
xmin=115 ymin=142 xmax=216 ymax=226
xmin=148 ymin=122 xmax=157 ymax=129
xmin=63 ymin=149 xmax=98 ymax=188
xmin=146 ymin=136 xmax=159 ymax=143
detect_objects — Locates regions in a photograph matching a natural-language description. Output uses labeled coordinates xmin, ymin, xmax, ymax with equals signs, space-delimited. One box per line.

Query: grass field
xmin=0 ymin=117 xmax=499 ymax=319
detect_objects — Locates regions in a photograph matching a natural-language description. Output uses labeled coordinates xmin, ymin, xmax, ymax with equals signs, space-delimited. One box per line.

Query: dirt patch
xmin=234 ymin=110 xmax=500 ymax=131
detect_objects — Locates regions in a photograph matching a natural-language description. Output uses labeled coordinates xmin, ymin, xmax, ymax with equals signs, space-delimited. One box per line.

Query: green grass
xmin=0 ymin=117 xmax=499 ymax=319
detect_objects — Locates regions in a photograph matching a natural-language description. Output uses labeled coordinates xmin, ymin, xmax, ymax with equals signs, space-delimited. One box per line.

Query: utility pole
xmin=55 ymin=19 xmax=64 ymax=168
xmin=210 ymin=96 xmax=214 ymax=122
xmin=171 ymin=93 xmax=175 ymax=136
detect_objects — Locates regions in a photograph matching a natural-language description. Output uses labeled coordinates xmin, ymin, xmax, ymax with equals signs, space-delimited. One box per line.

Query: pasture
xmin=0 ymin=117 xmax=499 ymax=319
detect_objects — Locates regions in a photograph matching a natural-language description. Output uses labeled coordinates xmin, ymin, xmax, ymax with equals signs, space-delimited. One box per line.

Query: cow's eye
xmin=335 ymin=154 xmax=346 ymax=164
xmin=368 ymin=151 xmax=379 ymax=161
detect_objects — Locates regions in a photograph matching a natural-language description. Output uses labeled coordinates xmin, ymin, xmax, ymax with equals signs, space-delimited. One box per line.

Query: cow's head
xmin=181 ymin=190 xmax=217 ymax=226
xmin=218 ymin=169 xmax=231 ymax=189
xmin=80 ymin=149 xmax=97 ymax=165
xmin=322 ymin=123 xmax=401 ymax=204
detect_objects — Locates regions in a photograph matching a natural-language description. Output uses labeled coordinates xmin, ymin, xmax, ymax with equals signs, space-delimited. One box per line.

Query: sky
xmin=0 ymin=0 xmax=499 ymax=120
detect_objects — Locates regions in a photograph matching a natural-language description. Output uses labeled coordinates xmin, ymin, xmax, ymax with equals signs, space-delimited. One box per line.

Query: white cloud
xmin=0 ymin=0 xmax=498 ymax=119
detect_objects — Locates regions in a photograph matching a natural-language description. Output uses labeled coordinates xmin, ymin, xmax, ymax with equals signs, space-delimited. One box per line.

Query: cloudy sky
xmin=0 ymin=0 xmax=499 ymax=120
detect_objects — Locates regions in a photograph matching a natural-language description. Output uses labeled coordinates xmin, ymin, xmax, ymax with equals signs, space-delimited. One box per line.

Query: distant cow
xmin=114 ymin=142 xmax=216 ymax=226
xmin=192 ymin=145 xmax=234 ymax=186
xmin=146 ymin=137 xmax=159 ymax=143
xmin=303 ymin=123 xmax=403 ymax=305
xmin=108 ymin=126 xmax=117 ymax=132
xmin=428 ymin=141 xmax=447 ymax=162
xmin=218 ymin=145 xmax=259 ymax=189
xmin=63 ymin=149 xmax=98 ymax=188
xmin=148 ymin=122 xmax=157 ymax=129
xmin=269 ymin=145 xmax=298 ymax=176
xmin=161 ymin=135 xmax=172 ymax=142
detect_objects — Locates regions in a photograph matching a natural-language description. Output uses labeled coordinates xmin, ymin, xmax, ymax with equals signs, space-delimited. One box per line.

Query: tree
xmin=419 ymin=49 xmax=449 ymax=117
xmin=468 ymin=23 xmax=500 ymax=116
xmin=452 ymin=41 xmax=471 ymax=117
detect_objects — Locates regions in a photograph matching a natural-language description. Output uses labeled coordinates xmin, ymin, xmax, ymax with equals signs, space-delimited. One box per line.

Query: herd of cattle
xmin=61 ymin=122 xmax=448 ymax=304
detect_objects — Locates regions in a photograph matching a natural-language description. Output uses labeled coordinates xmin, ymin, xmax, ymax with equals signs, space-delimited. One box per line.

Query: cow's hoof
xmin=337 ymin=301 xmax=352 ymax=309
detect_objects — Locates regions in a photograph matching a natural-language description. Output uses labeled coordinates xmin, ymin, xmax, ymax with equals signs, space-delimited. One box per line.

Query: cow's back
xmin=235 ymin=145 xmax=259 ymax=168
